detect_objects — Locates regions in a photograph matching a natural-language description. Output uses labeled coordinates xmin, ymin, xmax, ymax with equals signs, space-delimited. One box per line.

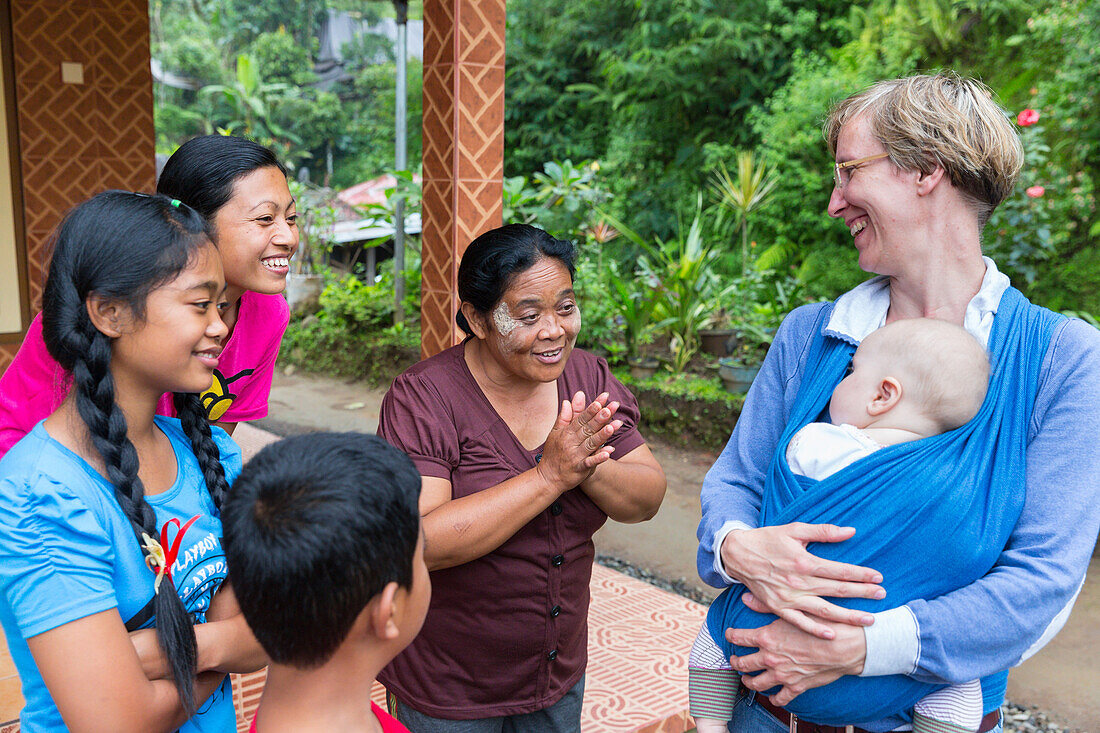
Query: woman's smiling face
xmin=477 ymin=256 xmax=581 ymax=384
xmin=827 ymin=116 xmax=921 ymax=277
xmin=211 ymin=166 xmax=299 ymax=299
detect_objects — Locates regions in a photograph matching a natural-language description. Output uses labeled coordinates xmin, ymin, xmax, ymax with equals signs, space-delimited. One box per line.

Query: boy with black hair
xmin=222 ymin=432 xmax=427 ymax=733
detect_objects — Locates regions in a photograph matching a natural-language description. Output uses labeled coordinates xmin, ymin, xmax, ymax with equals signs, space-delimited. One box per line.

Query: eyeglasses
xmin=833 ymin=153 xmax=889 ymax=188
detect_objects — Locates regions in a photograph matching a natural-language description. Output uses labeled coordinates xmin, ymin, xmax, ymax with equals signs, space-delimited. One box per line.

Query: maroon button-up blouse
xmin=377 ymin=344 xmax=645 ymax=719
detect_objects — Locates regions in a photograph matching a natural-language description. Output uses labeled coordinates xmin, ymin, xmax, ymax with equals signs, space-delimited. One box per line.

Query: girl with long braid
xmin=0 ymin=192 xmax=265 ymax=732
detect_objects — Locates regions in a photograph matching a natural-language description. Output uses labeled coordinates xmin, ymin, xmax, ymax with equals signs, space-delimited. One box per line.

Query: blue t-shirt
xmin=0 ymin=416 xmax=242 ymax=733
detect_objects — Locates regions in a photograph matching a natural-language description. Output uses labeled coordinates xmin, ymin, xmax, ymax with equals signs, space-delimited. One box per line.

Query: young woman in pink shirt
xmin=0 ymin=135 xmax=298 ymax=456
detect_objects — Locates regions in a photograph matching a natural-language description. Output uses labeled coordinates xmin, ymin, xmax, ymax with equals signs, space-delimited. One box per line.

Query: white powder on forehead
xmin=492 ymin=301 xmax=520 ymax=337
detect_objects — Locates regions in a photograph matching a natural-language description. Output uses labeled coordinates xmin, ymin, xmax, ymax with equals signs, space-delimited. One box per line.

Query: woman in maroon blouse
xmin=378 ymin=224 xmax=667 ymax=731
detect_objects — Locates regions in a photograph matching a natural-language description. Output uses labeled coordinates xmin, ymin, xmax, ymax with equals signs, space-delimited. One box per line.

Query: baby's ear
xmin=368 ymin=582 xmax=402 ymax=641
xmin=868 ymin=376 xmax=903 ymax=415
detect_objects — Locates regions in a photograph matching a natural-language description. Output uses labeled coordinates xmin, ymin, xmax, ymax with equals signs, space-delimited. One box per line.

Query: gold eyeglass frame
xmin=833 ymin=152 xmax=889 ymax=188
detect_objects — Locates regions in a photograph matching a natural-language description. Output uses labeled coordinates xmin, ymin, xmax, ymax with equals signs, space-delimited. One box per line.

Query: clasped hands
xmin=720 ymin=523 xmax=885 ymax=705
xmin=537 ymin=391 xmax=622 ymax=490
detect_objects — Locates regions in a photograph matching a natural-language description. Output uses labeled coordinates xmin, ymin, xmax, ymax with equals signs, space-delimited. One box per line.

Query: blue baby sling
xmin=706 ymin=287 xmax=1064 ymax=725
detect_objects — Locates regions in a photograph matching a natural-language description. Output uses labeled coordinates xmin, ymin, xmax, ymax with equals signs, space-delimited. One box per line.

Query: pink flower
xmin=1026 ymin=186 xmax=1045 ymax=198
xmin=1017 ymin=109 xmax=1040 ymax=126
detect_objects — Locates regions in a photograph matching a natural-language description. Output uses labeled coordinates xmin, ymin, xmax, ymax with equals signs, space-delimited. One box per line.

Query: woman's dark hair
xmin=157 ymin=134 xmax=286 ymax=229
xmin=41 ymin=191 xmax=232 ymax=711
xmin=455 ymin=224 xmax=576 ymax=336
xmin=223 ymin=432 xmax=421 ymax=668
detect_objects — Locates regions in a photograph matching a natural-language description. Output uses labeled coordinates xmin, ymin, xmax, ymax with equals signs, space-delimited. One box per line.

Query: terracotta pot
xmin=699 ymin=328 xmax=736 ymax=356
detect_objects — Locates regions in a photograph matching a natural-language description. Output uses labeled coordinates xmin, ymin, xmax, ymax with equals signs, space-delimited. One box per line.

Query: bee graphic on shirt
xmin=200 ymin=369 xmax=254 ymax=421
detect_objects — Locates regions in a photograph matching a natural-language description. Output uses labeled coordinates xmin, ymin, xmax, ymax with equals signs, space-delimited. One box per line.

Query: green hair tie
xmin=170 ymin=199 xmax=182 ymax=208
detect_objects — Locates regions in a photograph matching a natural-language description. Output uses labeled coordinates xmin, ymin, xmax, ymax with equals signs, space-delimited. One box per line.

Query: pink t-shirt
xmin=0 ymin=290 xmax=289 ymax=458
xmin=249 ymin=701 xmax=409 ymax=733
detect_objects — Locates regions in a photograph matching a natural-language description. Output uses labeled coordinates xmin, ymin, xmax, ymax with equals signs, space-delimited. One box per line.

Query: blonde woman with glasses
xmin=696 ymin=72 xmax=1100 ymax=733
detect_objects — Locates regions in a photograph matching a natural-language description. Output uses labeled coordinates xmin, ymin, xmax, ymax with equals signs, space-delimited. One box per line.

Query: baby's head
xmin=223 ymin=432 xmax=427 ymax=671
xmin=829 ymin=319 xmax=990 ymax=435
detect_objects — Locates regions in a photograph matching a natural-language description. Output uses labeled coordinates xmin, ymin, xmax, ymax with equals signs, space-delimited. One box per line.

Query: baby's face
xmin=829 ymin=342 xmax=889 ymax=428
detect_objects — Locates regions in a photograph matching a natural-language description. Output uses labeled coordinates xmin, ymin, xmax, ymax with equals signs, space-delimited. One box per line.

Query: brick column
xmin=419 ymin=0 xmax=505 ymax=359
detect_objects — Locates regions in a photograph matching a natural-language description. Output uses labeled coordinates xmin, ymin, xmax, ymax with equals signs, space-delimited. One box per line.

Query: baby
xmin=690 ymin=318 xmax=991 ymax=733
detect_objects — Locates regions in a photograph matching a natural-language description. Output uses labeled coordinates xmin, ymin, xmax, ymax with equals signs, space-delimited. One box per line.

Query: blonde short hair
xmin=861 ymin=318 xmax=991 ymax=432
xmin=824 ymin=72 xmax=1023 ymax=226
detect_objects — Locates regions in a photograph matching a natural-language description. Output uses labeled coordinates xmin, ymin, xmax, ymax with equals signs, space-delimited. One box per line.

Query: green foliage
xmin=710 ymin=151 xmax=779 ymax=279
xmin=280 ymin=234 xmax=423 ymax=384
xmin=288 ymin=181 xmax=339 ymax=274
xmin=573 ymin=258 xmax=628 ymax=364
xmin=1003 ymin=0 xmax=1099 ymax=309
xmin=281 ymin=312 xmax=420 ymax=385
xmin=250 ymin=30 xmax=318 ymax=87
xmin=986 ymin=120 xmax=1060 ymax=285
xmin=152 ymin=1 xmax=421 ymax=186
xmin=504 ymin=0 xmax=634 ymax=177
xmin=603 ymin=263 xmax=658 ymax=361
xmin=606 ymin=199 xmax=728 ymax=372
xmin=335 ymin=59 xmax=424 ymax=188
xmin=315 ymin=276 xmax=397 ymax=331
xmin=199 ymin=53 xmax=306 ymax=164
xmin=545 ymin=0 xmax=852 ymax=236
xmin=530 ymin=160 xmax=611 ymax=242
xmin=502 ymin=160 xmax=613 ymax=246
xmin=502 ymin=175 xmax=544 ymax=226
xmin=614 ymin=368 xmax=743 ymax=451
xmin=218 ymin=0 xmax=331 ymax=50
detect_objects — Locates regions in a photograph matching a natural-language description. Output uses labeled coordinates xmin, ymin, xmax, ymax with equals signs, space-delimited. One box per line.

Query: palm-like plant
xmin=710 ymin=151 xmax=778 ymax=279
xmin=602 ymin=196 xmax=727 ymax=372
xmin=199 ymin=53 xmax=302 ymax=159
xmin=607 ymin=264 xmax=658 ymax=361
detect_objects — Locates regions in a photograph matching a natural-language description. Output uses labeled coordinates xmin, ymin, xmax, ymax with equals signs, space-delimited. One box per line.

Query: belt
xmin=754 ymin=694 xmax=1002 ymax=733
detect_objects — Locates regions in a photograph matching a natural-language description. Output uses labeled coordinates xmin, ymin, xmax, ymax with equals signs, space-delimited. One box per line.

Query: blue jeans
xmin=727 ymin=693 xmax=1004 ymax=733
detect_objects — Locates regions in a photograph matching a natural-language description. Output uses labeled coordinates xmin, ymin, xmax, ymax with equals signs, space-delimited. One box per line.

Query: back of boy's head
xmin=223 ymin=432 xmax=421 ymax=669
xmin=862 ymin=319 xmax=991 ymax=432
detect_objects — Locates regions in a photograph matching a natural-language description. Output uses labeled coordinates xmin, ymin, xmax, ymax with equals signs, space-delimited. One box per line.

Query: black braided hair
xmin=41 ymin=191 xmax=216 ymax=712
xmin=173 ymin=393 xmax=230 ymax=513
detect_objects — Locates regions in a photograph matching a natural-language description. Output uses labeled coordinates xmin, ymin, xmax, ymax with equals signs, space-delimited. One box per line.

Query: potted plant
xmin=699 ymin=308 xmax=736 ymax=357
xmin=286 ymin=182 xmax=337 ymax=312
xmin=710 ymin=150 xmax=778 ymax=280
xmin=717 ymin=321 xmax=772 ymax=393
xmin=604 ymin=196 xmax=726 ymax=373
xmin=607 ymin=265 xmax=661 ymax=379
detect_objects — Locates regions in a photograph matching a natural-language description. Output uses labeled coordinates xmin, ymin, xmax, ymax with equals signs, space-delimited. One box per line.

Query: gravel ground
xmin=595 ymin=555 xmax=1079 ymax=733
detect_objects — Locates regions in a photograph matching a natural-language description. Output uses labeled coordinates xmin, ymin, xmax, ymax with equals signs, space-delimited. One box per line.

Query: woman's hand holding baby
xmin=720 ymin=523 xmax=885 ymax=639
xmin=725 ymin=616 xmax=867 ymax=705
